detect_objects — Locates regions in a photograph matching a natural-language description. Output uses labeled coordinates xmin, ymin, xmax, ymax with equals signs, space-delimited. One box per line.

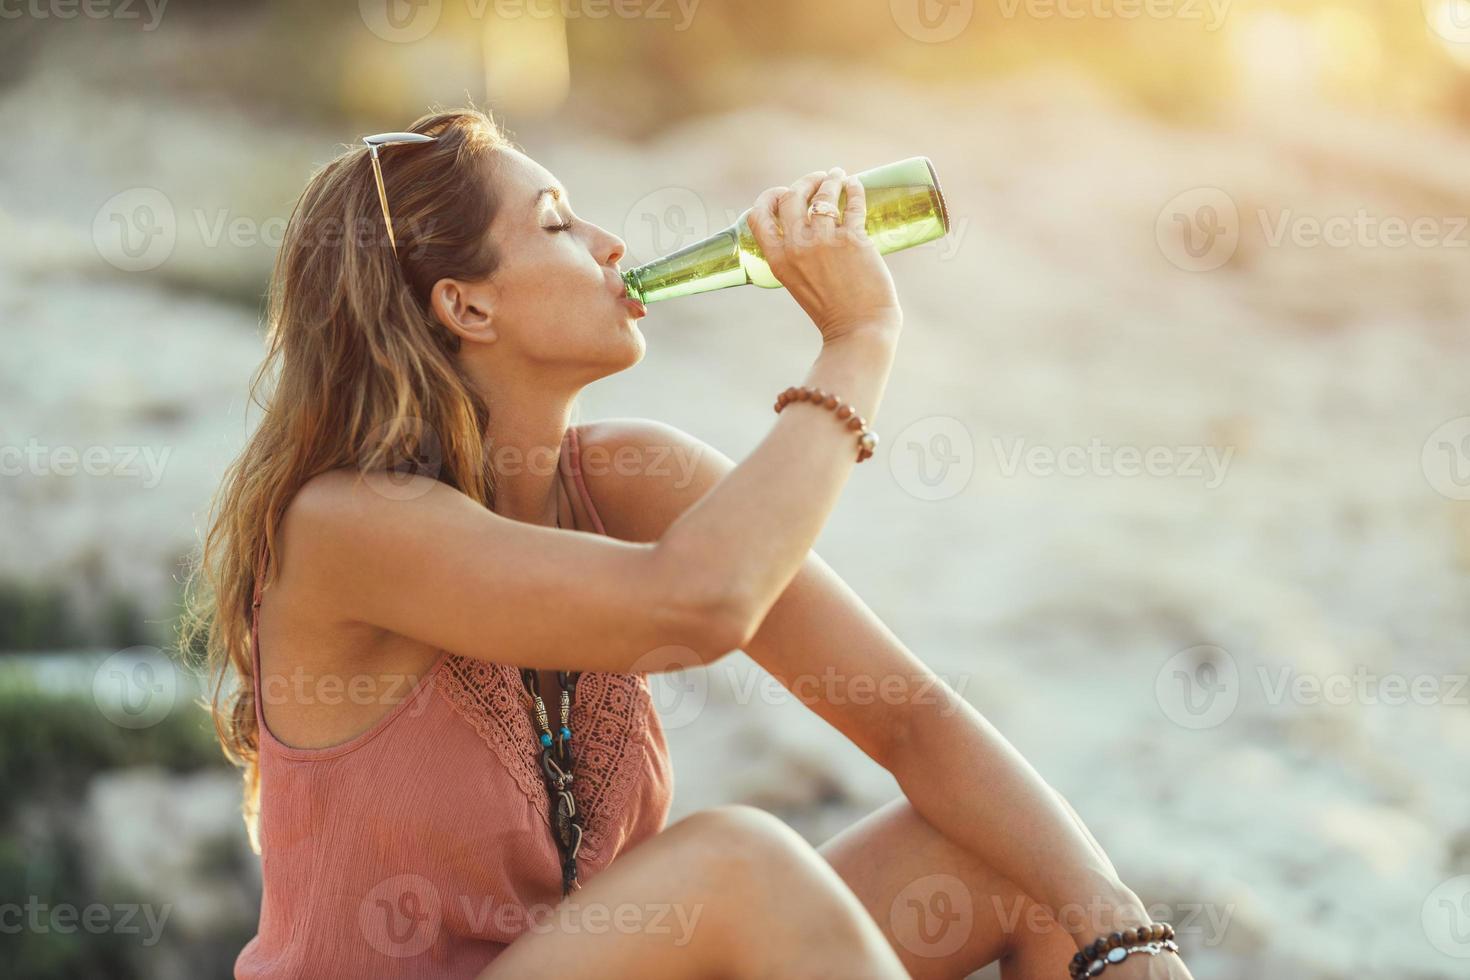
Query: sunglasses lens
xmin=363 ymin=132 xmax=437 ymax=147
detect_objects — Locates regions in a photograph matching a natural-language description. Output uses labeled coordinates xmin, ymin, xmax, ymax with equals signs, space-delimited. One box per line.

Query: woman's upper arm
xmin=577 ymin=418 xmax=927 ymax=766
xmin=572 ymin=417 xmax=736 ymax=542
xmin=276 ymin=468 xmax=740 ymax=672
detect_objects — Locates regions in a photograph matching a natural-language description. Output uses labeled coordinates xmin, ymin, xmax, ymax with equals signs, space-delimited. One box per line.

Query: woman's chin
xmin=591 ymin=324 xmax=646 ymax=377
xmin=617 ymin=324 xmax=647 ymax=368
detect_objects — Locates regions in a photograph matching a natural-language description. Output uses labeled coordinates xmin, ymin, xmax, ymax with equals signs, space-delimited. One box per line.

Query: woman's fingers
xmin=778 ymin=170 xmax=829 ymax=235
xmin=749 ymin=185 xmax=788 ymax=263
xmin=750 ymin=165 xmax=900 ymax=344
xmin=840 ymin=176 xmax=866 ymax=230
xmin=806 ymin=167 xmax=846 ymax=239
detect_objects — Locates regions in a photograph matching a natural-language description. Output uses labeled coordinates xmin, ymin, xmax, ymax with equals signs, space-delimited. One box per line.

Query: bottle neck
xmin=623 ymin=224 xmax=747 ymax=304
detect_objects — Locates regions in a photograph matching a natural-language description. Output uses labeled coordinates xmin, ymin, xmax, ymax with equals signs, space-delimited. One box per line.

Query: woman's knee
xmin=657 ymin=807 xmax=909 ymax=978
xmin=669 ymin=805 xmax=821 ymax=888
xmin=670 ymin=807 xmax=882 ymax=935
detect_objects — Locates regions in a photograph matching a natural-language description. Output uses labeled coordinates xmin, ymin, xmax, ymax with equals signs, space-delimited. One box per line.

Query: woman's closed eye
xmin=545 ymin=217 xmax=575 ymax=233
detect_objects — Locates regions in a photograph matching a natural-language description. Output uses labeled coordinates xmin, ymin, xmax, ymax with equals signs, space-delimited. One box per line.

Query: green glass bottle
xmin=622 ymin=156 xmax=950 ymax=305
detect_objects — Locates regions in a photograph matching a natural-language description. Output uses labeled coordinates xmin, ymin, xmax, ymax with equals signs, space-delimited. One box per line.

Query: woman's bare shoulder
xmin=277 ymin=467 xmax=481 ymax=592
xmin=574 ymin=418 xmax=736 ymax=542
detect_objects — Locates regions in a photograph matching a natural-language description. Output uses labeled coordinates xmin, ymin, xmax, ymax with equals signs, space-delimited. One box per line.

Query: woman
xmin=186 ymin=108 xmax=1194 ymax=979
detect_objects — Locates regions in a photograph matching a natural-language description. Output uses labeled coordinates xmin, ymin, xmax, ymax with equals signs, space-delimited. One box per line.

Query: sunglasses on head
xmin=362 ymin=132 xmax=437 ymax=257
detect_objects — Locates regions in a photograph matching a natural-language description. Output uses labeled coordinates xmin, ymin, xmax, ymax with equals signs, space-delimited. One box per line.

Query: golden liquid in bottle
xmin=623 ymin=156 xmax=950 ymax=305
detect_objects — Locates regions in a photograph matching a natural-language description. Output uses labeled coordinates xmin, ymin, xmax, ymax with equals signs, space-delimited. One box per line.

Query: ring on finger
xmin=807 ymin=200 xmax=840 ymax=222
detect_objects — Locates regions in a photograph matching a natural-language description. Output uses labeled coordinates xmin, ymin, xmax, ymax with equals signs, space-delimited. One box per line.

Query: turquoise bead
xmin=540 ymin=732 xmax=552 ymax=747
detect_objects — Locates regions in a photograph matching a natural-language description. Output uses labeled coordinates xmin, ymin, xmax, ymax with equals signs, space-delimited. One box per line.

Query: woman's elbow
xmin=643 ymin=546 xmax=758 ymax=668
xmin=666 ymin=588 xmax=754 ymax=667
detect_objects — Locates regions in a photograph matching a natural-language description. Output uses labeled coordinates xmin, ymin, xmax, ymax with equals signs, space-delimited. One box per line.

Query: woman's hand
xmin=747 ymin=167 xmax=903 ymax=344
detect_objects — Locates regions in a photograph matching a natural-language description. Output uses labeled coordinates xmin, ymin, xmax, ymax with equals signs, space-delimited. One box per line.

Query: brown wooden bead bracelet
xmin=1068 ymin=921 xmax=1181 ymax=978
xmin=774 ymin=385 xmax=879 ymax=462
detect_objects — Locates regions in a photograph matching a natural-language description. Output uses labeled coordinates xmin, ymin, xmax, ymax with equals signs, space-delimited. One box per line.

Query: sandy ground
xmin=3 ymin=62 xmax=1469 ymax=978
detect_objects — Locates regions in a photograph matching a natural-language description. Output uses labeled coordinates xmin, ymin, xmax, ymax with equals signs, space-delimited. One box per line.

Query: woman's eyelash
xmin=546 ymin=219 xmax=574 ymax=232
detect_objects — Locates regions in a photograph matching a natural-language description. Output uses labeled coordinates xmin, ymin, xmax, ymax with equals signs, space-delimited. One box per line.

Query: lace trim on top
xmin=436 ymin=658 xmax=651 ymax=864
xmin=435 ymin=424 xmax=652 ymax=864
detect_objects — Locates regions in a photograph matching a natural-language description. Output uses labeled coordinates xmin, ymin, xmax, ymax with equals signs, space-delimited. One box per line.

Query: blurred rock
xmin=82 ymin=767 xmax=258 ymax=938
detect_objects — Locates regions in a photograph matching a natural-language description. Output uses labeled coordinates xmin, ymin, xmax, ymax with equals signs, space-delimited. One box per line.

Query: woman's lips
xmin=620 ymin=296 xmax=647 ymax=319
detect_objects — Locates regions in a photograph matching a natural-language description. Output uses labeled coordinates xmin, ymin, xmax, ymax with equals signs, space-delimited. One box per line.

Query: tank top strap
xmin=563 ymin=425 xmax=607 ymax=536
xmin=250 ymin=541 xmax=269 ymax=729
xmin=251 ymin=541 xmax=269 ymax=612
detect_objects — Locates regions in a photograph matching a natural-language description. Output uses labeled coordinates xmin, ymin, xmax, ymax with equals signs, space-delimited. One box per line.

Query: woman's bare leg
xmin=478 ymin=804 xmax=909 ymax=980
xmin=820 ymin=797 xmax=1077 ymax=980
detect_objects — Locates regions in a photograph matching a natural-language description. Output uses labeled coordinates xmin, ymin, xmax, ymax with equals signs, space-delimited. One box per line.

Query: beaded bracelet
xmin=1068 ymin=922 xmax=1180 ymax=978
xmin=774 ymin=385 xmax=879 ymax=462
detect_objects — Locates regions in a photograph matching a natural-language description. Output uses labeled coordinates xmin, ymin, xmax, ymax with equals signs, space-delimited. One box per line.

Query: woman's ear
xmin=430 ymin=278 xmax=498 ymax=345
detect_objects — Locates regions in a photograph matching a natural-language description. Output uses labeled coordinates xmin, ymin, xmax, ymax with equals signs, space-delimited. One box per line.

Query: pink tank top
xmin=236 ymin=425 xmax=674 ymax=978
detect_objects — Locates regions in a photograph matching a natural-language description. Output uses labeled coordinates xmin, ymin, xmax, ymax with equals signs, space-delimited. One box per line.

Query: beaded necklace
xmin=520 ymin=512 xmax=584 ymax=896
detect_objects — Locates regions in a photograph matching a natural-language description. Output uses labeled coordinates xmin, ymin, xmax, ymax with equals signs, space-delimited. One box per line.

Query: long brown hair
xmin=180 ymin=108 xmax=511 ymax=848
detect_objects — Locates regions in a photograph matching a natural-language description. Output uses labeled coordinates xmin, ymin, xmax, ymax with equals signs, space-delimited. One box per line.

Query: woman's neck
xmin=477 ymin=380 xmax=577 ymax=527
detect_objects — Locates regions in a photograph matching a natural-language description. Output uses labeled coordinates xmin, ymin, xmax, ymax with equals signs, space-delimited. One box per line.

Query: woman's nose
xmin=599 ymin=226 xmax=626 ymax=267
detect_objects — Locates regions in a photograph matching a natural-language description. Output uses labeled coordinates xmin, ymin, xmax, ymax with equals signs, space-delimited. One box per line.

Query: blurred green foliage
xmin=0 ymin=834 xmax=140 ymax=980
xmin=0 ymin=580 xmax=158 ymax=652
xmin=0 ymin=582 xmax=79 ymax=651
xmin=0 ymin=663 xmax=225 ymax=826
xmin=0 ymin=661 xmax=230 ymax=978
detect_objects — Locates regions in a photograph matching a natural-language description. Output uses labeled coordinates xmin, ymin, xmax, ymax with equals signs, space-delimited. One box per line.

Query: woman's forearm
xmin=656 ymin=324 xmax=899 ymax=646
xmin=886 ymin=681 xmax=1150 ymax=949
